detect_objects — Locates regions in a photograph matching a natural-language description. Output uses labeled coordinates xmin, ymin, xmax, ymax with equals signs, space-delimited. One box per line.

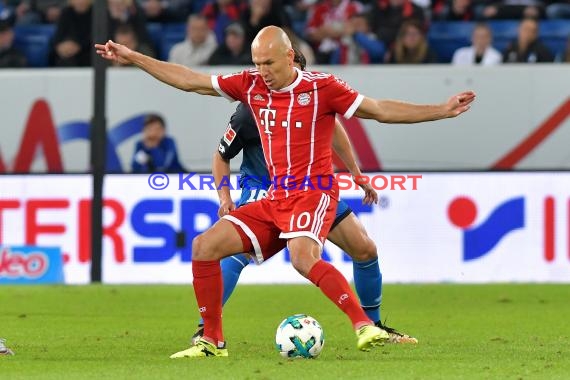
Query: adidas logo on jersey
xmin=254 ymin=94 xmax=265 ymax=101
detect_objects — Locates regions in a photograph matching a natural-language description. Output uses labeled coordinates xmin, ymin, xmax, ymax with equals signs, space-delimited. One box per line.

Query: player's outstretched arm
xmin=332 ymin=120 xmax=378 ymax=205
xmin=94 ymin=40 xmax=218 ymax=96
xmin=212 ymin=151 xmax=236 ymax=217
xmin=354 ymin=91 xmax=476 ymax=124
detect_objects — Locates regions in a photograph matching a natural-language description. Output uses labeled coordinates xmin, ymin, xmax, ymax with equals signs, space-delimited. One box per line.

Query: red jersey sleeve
xmin=323 ymin=75 xmax=364 ymax=119
xmin=211 ymin=70 xmax=251 ymax=103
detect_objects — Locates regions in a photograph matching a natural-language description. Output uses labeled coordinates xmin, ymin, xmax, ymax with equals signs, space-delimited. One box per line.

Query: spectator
xmin=140 ymin=0 xmax=175 ymax=23
xmin=434 ymin=0 xmax=474 ymax=21
xmin=168 ymin=14 xmax=217 ymax=66
xmin=503 ymin=18 xmax=554 ymax=63
xmin=10 ymin=1 xmax=65 ymax=24
xmin=480 ymin=0 xmax=544 ymax=20
xmin=140 ymin=0 xmax=192 ymax=23
xmin=333 ymin=12 xmax=385 ymax=64
xmin=306 ymin=0 xmax=363 ymax=64
xmin=208 ymin=22 xmax=252 ymax=65
xmin=241 ymin=0 xmax=290 ymax=44
xmin=112 ymin=23 xmax=155 ymax=66
xmin=0 ymin=10 xmax=27 ymax=67
xmin=385 ymin=19 xmax=438 ymax=63
xmin=372 ymin=0 xmax=426 ymax=47
xmin=108 ymin=0 xmax=152 ymax=48
xmin=202 ymin=0 xmax=246 ymax=44
xmin=131 ymin=114 xmax=185 ymax=173
xmin=50 ymin=0 xmax=92 ymax=67
xmin=452 ymin=23 xmax=501 ymax=65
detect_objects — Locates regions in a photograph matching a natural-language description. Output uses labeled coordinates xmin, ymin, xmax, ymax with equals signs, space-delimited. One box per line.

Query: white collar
xmin=272 ymin=67 xmax=303 ymax=93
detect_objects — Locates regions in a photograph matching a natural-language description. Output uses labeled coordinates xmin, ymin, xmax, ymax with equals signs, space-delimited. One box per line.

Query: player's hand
xmin=218 ymin=198 xmax=236 ymax=218
xmin=359 ymin=182 xmax=378 ymax=205
xmin=94 ymin=40 xmax=133 ymax=65
xmin=445 ymin=91 xmax=476 ymax=117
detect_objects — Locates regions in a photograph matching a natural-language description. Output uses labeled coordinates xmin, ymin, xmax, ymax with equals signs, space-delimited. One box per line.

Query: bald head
xmin=251 ymin=26 xmax=297 ymax=90
xmin=252 ymin=26 xmax=292 ymax=53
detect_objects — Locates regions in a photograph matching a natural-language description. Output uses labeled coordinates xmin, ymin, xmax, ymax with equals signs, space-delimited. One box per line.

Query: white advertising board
xmin=1 ymin=173 xmax=570 ymax=284
xmin=1 ymin=66 xmax=568 ymax=173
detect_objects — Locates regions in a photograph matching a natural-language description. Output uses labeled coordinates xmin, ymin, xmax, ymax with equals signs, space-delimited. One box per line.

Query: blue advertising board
xmin=0 ymin=246 xmax=64 ymax=284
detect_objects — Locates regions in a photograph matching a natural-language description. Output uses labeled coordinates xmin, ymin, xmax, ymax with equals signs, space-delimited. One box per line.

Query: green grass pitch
xmin=1 ymin=284 xmax=569 ymax=379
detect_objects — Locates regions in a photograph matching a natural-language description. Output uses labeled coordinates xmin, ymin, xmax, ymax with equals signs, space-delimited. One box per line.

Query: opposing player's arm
xmin=332 ymin=120 xmax=378 ymax=205
xmin=332 ymin=120 xmax=361 ymax=179
xmin=212 ymin=150 xmax=236 ymax=217
xmin=94 ymin=40 xmax=218 ymax=96
xmin=354 ymin=91 xmax=476 ymax=124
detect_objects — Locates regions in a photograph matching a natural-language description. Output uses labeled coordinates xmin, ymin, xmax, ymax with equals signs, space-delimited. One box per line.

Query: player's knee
xmin=192 ymin=233 xmax=215 ymax=260
xmin=352 ymin=238 xmax=378 ymax=261
xmin=289 ymin=252 xmax=316 ymax=278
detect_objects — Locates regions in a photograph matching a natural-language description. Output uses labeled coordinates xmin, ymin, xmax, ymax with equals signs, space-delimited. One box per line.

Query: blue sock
xmin=198 ymin=254 xmax=250 ymax=325
xmin=353 ymin=258 xmax=382 ymax=324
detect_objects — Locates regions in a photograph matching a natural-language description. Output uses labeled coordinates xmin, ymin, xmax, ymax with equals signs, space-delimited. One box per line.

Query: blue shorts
xmin=332 ymin=198 xmax=352 ymax=230
xmin=237 ymin=187 xmax=352 ymax=231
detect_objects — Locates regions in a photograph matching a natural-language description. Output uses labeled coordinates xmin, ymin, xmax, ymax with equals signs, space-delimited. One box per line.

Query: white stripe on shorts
xmin=311 ymin=193 xmax=330 ymax=238
xmin=281 ymin=231 xmax=323 ymax=251
xmin=223 ymin=215 xmax=264 ymax=264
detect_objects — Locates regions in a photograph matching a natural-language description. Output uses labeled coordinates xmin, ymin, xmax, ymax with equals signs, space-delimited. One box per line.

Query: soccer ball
xmin=275 ymin=314 xmax=325 ymax=359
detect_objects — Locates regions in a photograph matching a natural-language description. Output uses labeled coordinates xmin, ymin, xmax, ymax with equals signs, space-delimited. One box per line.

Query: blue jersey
xmin=217 ymin=104 xmax=352 ymax=227
xmin=217 ymin=103 xmax=267 ymax=190
xmin=132 ymin=136 xmax=184 ymax=173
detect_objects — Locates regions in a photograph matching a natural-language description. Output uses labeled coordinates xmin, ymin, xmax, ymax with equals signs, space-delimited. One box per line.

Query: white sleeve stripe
xmin=211 ymin=75 xmax=235 ymax=102
xmin=343 ymin=94 xmax=364 ymax=119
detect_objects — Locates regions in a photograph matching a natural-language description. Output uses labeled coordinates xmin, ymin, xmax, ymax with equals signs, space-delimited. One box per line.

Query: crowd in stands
xmin=0 ymin=0 xmax=569 ymax=68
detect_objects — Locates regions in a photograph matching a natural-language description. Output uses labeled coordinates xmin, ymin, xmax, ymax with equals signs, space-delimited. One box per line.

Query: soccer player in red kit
xmin=95 ymin=26 xmax=475 ymax=358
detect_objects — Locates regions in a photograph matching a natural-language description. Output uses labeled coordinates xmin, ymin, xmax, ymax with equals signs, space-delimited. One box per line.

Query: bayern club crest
xmin=297 ymin=93 xmax=311 ymax=106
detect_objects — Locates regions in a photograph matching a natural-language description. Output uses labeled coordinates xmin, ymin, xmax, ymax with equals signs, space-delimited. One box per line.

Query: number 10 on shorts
xmin=289 ymin=212 xmax=312 ymax=230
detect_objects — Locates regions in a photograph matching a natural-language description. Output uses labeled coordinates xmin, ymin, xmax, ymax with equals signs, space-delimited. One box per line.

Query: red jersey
xmin=211 ymin=67 xmax=364 ymax=200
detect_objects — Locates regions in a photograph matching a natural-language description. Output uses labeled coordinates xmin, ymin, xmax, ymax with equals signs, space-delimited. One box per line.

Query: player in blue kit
xmin=191 ymin=49 xmax=417 ymax=345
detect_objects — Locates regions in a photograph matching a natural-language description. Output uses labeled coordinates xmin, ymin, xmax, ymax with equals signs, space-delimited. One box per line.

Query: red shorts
xmin=223 ymin=191 xmax=338 ymax=264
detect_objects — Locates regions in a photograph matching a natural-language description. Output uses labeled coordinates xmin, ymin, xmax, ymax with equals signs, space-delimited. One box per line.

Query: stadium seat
xmin=428 ymin=22 xmax=473 ymax=63
xmin=428 ymin=37 xmax=470 ymax=63
xmin=292 ymin=20 xmax=307 ymax=40
xmin=158 ymin=23 xmax=186 ymax=60
xmin=146 ymin=23 xmax=163 ymax=54
xmin=487 ymin=20 xmax=519 ymax=40
xmin=539 ymin=19 xmax=570 ymax=38
xmin=13 ymin=24 xmax=55 ymax=67
xmin=428 ymin=20 xmax=570 ymax=62
xmin=13 ymin=24 xmax=55 ymax=39
xmin=429 ymin=21 xmax=474 ymax=39
xmin=488 ymin=20 xmax=569 ymax=58
xmin=162 ymin=23 xmax=186 ymax=37
xmin=492 ymin=37 xmax=512 ymax=54
xmin=539 ymin=20 xmax=570 ymax=57
xmin=542 ymin=37 xmax=566 ymax=58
